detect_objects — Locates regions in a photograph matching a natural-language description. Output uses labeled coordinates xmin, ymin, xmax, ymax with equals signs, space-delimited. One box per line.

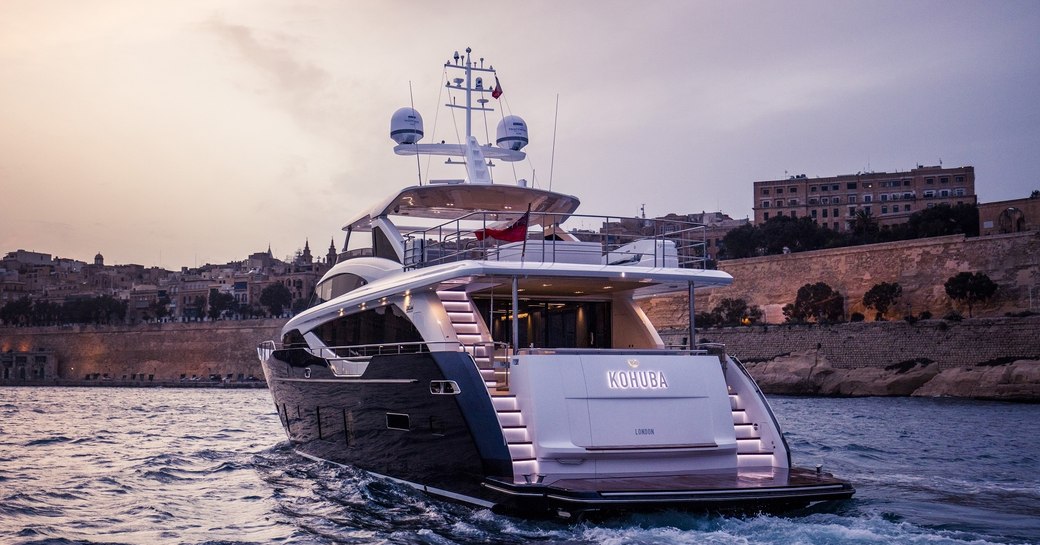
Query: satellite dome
xmin=496 ymin=115 xmax=528 ymax=151
xmin=390 ymin=107 xmax=424 ymax=145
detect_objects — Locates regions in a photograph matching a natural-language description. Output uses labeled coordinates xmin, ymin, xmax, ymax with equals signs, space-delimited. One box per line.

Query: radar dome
xmin=496 ymin=115 xmax=529 ymax=151
xmin=390 ymin=107 xmax=424 ymax=145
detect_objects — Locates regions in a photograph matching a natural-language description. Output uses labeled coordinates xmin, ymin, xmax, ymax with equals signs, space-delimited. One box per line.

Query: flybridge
xmin=389 ymin=47 xmax=529 ymax=185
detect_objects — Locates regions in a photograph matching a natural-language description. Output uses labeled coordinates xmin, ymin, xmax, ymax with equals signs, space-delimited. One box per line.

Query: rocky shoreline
xmin=742 ymin=351 xmax=1040 ymax=402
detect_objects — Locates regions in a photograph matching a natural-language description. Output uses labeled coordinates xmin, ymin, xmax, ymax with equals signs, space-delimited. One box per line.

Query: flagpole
xmin=520 ymin=203 xmax=532 ymax=263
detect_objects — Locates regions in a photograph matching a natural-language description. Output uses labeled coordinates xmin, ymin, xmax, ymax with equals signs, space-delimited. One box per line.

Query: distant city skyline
xmin=2 ymin=1 xmax=1038 ymax=268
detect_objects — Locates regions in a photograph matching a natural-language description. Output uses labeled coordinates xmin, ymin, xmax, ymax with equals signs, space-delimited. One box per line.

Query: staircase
xmin=728 ymin=386 xmax=775 ymax=468
xmin=436 ymin=290 xmax=536 ymax=483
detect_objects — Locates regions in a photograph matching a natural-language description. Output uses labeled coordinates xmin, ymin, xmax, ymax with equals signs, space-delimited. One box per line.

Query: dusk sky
xmin=2 ymin=1 xmax=1038 ymax=268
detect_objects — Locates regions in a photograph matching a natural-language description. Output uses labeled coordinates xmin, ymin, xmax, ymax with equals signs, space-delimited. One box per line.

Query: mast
xmin=391 ymin=48 xmax=528 ymax=184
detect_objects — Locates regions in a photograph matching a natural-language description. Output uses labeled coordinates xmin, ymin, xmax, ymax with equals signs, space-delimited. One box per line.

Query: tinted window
xmin=315 ymin=273 xmax=367 ymax=303
xmin=373 ymin=227 xmax=401 ymax=263
xmin=313 ymin=305 xmax=423 ymax=352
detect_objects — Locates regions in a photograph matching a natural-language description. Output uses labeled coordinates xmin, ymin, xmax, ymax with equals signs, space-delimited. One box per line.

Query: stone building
xmin=752 ymin=165 xmax=977 ymax=231
xmin=0 ymin=348 xmax=57 ymax=381
xmin=978 ymin=194 xmax=1040 ymax=236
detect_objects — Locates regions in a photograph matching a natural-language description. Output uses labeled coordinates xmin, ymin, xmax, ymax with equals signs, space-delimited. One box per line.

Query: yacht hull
xmin=261 ymin=350 xmax=853 ymax=516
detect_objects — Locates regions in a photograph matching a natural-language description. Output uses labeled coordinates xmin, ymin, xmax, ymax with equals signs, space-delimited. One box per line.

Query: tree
xmin=149 ymin=296 xmax=172 ymax=322
xmin=783 ymin=282 xmax=844 ymax=323
xmin=260 ymin=283 xmax=293 ymax=317
xmin=944 ymin=272 xmax=997 ymax=317
xmin=849 ymin=210 xmax=880 ymax=244
xmin=905 ymin=203 xmax=979 ymax=238
xmin=207 ymin=289 xmax=236 ymax=320
xmin=0 ymin=296 xmax=33 ymax=326
xmin=710 ymin=298 xmax=763 ymax=326
xmin=863 ymin=282 xmax=903 ymax=320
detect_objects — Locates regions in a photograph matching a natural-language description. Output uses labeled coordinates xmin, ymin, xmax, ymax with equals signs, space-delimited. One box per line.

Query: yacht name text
xmin=607 ymin=370 xmax=669 ymax=390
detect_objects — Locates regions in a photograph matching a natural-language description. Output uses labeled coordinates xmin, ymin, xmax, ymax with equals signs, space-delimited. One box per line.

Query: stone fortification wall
xmin=641 ymin=231 xmax=1040 ymax=326
xmin=0 ymin=320 xmax=284 ymax=381
xmin=661 ymin=316 xmax=1040 ymax=370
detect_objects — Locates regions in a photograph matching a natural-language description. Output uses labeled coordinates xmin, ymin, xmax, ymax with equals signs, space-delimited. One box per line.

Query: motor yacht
xmin=258 ymin=48 xmax=853 ymax=517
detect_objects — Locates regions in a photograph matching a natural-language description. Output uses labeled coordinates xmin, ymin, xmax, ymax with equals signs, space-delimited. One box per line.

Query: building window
xmin=848 ymin=206 xmax=857 ymax=215
xmin=863 ymin=195 xmax=873 ymax=203
xmin=927 ymin=203 xmax=935 ymax=208
xmin=904 ymin=204 xmax=911 ymax=212
xmin=789 ymin=186 xmax=798 ymax=193
xmin=761 ymin=201 xmax=770 ymax=208
xmin=832 ymin=197 xmax=841 ymax=204
xmin=822 ymin=209 xmax=828 ymax=218
xmin=791 ymin=211 xmax=797 ymax=218
xmin=903 ymin=179 xmax=911 ymax=186
xmin=940 ymin=177 xmax=949 ymax=184
xmin=881 ymin=206 xmax=889 ymax=214
xmin=811 ymin=186 xmax=818 ymax=192
xmin=847 ymin=182 xmax=857 ymax=190
xmin=865 ymin=206 xmax=872 ymax=215
xmin=903 ymin=192 xmax=913 ymax=200
xmin=954 ymin=188 xmax=965 ymax=196
xmin=788 ymin=199 xmax=798 ymax=206
xmin=775 ymin=200 xmax=783 ymax=207
xmin=955 ymin=176 xmax=965 ymax=183
xmin=926 ymin=177 xmax=934 ymax=184
xmin=811 ymin=209 xmax=818 ymax=218
xmin=834 ymin=208 xmax=839 ymax=218
xmin=821 ymin=197 xmax=830 ymax=204
xmin=808 ymin=198 xmax=818 ymax=205
xmin=831 ymin=184 xmax=839 ymax=191
xmin=762 ymin=188 xmax=770 ymax=195
xmin=777 ymin=211 xmax=783 ymax=217
xmin=939 ymin=189 xmax=950 ymax=197
xmin=923 ymin=190 xmax=935 ymax=198
xmin=880 ymin=194 xmax=888 ymax=202
xmin=777 ymin=187 xmax=784 ymax=194
xmin=864 ymin=182 xmax=873 ymax=189
xmin=763 ymin=212 xmax=770 ymax=220
xmin=848 ymin=195 xmax=857 ymax=203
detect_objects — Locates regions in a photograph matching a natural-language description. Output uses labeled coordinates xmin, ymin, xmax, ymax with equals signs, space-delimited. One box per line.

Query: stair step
xmin=446 ymin=311 xmax=477 ymax=323
xmin=436 ymin=291 xmax=468 ymax=301
xmin=442 ymin=301 xmax=472 ymax=313
xmin=452 ymin=323 xmax=481 ymax=335
xmin=730 ymin=396 xmax=740 ymax=410
xmin=511 ymin=459 xmax=539 ymax=482
xmin=457 ymin=334 xmax=483 ymax=344
xmin=497 ymin=411 xmax=525 ymax=427
xmin=734 ymin=424 xmax=759 ymax=439
xmin=491 ymin=396 xmax=518 ymax=411
xmin=503 ymin=427 xmax=530 ymax=443
xmin=732 ymin=409 xmax=749 ymax=424
xmin=508 ymin=443 xmax=535 ymax=460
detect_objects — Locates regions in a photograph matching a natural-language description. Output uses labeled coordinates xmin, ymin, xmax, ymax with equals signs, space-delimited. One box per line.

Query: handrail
xmin=400 ymin=210 xmax=709 ymax=270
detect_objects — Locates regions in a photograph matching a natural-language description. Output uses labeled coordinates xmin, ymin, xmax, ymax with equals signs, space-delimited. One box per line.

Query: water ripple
xmin=1 ymin=388 xmax=1038 ymax=545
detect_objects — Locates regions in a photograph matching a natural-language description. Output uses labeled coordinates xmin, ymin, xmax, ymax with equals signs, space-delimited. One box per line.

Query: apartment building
xmin=752 ymin=165 xmax=977 ymax=231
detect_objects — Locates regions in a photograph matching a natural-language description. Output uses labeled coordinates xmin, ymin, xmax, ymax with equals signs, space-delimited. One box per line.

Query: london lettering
xmin=607 ymin=370 xmax=669 ymax=390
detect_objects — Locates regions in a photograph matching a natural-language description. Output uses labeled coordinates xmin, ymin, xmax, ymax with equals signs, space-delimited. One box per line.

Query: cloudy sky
xmin=1 ymin=1 xmax=1038 ymax=268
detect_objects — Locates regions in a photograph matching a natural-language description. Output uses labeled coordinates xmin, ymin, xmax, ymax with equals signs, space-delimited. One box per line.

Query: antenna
xmin=549 ymin=93 xmax=559 ymax=191
xmin=409 ymin=81 xmax=422 ymax=186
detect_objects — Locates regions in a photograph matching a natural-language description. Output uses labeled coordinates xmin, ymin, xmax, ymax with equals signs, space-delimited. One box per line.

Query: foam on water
xmin=0 ymin=387 xmax=1037 ymax=545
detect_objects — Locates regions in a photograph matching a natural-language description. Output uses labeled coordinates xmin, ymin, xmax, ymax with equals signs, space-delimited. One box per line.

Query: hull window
xmin=386 ymin=413 xmax=410 ymax=431
xmin=313 ymin=305 xmax=424 ymax=355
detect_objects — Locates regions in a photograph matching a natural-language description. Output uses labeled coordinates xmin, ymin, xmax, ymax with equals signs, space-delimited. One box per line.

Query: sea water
xmin=1 ymin=387 xmax=1037 ymax=545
